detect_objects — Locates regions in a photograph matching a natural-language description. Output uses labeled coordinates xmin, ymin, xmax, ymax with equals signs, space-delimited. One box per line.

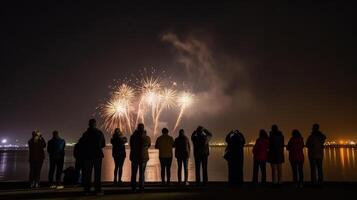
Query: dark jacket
xmin=111 ymin=133 xmax=127 ymax=158
xmin=253 ymin=137 xmax=269 ymax=161
xmin=129 ymin=130 xmax=151 ymax=162
xmin=224 ymin=131 xmax=245 ymax=162
xmin=191 ymin=129 xmax=212 ymax=158
xmin=174 ymin=135 xmax=190 ymax=160
xmin=268 ymin=131 xmax=285 ymax=164
xmin=47 ymin=137 xmax=65 ymax=160
xmin=78 ymin=128 xmax=106 ymax=160
xmin=306 ymin=131 xmax=326 ymax=159
xmin=28 ymin=136 xmax=46 ymax=162
xmin=287 ymin=136 xmax=304 ymax=162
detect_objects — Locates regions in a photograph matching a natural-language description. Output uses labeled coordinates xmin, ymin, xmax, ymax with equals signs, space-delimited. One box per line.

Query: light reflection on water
xmin=0 ymin=147 xmax=356 ymax=182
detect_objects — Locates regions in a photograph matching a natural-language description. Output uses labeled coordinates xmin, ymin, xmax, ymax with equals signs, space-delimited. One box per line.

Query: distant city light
xmin=1 ymin=139 xmax=7 ymax=144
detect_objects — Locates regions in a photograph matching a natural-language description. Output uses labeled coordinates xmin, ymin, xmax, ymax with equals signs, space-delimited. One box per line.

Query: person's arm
xmin=241 ymin=133 xmax=246 ymax=145
xmin=286 ymin=139 xmax=292 ymax=151
xmin=306 ymin=136 xmax=311 ymax=148
xmin=203 ymin=129 xmax=212 ymax=141
xmin=63 ymin=140 xmax=66 ymax=152
xmin=147 ymin=137 xmax=151 ymax=148
xmin=225 ymin=132 xmax=231 ymax=144
xmin=41 ymin=137 xmax=46 ymax=148
xmin=47 ymin=140 xmax=51 ymax=154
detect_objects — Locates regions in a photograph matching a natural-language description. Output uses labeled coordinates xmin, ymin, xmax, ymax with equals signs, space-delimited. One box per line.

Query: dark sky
xmin=0 ymin=2 xmax=355 ymax=144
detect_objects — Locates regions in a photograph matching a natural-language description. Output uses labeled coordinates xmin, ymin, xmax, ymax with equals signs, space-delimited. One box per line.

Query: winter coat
xmin=253 ymin=138 xmax=269 ymax=161
xmin=111 ymin=133 xmax=127 ymax=158
xmin=28 ymin=136 xmax=46 ymax=162
xmin=129 ymin=130 xmax=151 ymax=162
xmin=174 ymin=135 xmax=190 ymax=160
xmin=287 ymin=136 xmax=304 ymax=162
xmin=155 ymin=134 xmax=174 ymax=158
xmin=191 ymin=129 xmax=212 ymax=158
xmin=78 ymin=128 xmax=106 ymax=160
xmin=47 ymin=137 xmax=66 ymax=160
xmin=306 ymin=131 xmax=326 ymax=159
xmin=224 ymin=131 xmax=245 ymax=162
xmin=268 ymin=131 xmax=285 ymax=164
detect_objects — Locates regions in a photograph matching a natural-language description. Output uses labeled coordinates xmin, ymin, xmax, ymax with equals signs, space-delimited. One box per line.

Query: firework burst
xmin=99 ymin=69 xmax=194 ymax=137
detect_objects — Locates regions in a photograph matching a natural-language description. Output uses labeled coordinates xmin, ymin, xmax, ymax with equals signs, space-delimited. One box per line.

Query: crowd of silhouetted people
xmin=27 ymin=119 xmax=326 ymax=195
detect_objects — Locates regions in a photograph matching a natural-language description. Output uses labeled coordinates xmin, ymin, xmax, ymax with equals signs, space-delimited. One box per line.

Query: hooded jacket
xmin=129 ymin=130 xmax=151 ymax=162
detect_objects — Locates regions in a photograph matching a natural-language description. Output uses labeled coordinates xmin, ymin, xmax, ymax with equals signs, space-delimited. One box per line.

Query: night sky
xmin=0 ymin=2 xmax=355 ymax=144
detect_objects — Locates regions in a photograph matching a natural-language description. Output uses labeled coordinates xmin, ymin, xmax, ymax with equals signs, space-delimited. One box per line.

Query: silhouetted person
xmin=224 ymin=130 xmax=245 ymax=186
xmin=73 ymin=141 xmax=82 ymax=184
xmin=78 ymin=119 xmax=105 ymax=195
xmin=191 ymin=126 xmax=212 ymax=186
xmin=287 ymin=129 xmax=304 ymax=188
xmin=252 ymin=129 xmax=269 ymax=184
xmin=111 ymin=128 xmax=127 ymax=184
xmin=155 ymin=128 xmax=174 ymax=184
xmin=47 ymin=130 xmax=65 ymax=188
xmin=130 ymin=123 xmax=151 ymax=191
xmin=174 ymin=129 xmax=190 ymax=185
xmin=268 ymin=125 xmax=285 ymax=186
xmin=28 ymin=130 xmax=46 ymax=188
xmin=306 ymin=124 xmax=326 ymax=186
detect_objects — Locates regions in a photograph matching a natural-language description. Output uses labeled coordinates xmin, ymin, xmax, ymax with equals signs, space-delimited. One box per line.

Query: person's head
xmin=179 ymin=129 xmax=185 ymax=136
xmin=162 ymin=128 xmax=169 ymax=135
xmin=259 ymin=129 xmax=268 ymax=139
xmin=292 ymin=129 xmax=301 ymax=138
xmin=52 ymin=130 xmax=59 ymax=138
xmin=114 ymin=128 xmax=122 ymax=134
xmin=88 ymin=119 xmax=97 ymax=128
xmin=196 ymin=126 xmax=203 ymax=132
xmin=32 ymin=130 xmax=38 ymax=138
xmin=312 ymin=123 xmax=320 ymax=132
xmin=271 ymin=124 xmax=279 ymax=132
xmin=137 ymin=123 xmax=145 ymax=132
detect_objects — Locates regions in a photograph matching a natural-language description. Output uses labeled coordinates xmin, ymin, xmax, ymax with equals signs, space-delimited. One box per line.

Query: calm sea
xmin=0 ymin=147 xmax=356 ymax=182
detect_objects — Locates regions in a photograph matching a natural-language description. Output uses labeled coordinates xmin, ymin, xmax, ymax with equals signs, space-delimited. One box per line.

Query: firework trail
xmin=173 ymin=92 xmax=193 ymax=133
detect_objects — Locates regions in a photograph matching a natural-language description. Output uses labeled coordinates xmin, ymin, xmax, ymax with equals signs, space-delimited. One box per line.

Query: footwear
xmin=34 ymin=182 xmax=40 ymax=188
xmin=184 ymin=181 xmax=189 ymax=186
xmin=50 ymin=185 xmax=57 ymax=189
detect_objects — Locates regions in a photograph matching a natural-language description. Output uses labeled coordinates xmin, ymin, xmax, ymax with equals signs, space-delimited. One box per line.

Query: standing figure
xmin=28 ymin=130 xmax=46 ymax=188
xmin=47 ymin=130 xmax=66 ymax=189
xmin=268 ymin=125 xmax=285 ymax=186
xmin=174 ymin=129 xmax=190 ymax=185
xmin=130 ymin=123 xmax=151 ymax=191
xmin=155 ymin=128 xmax=174 ymax=185
xmin=191 ymin=126 xmax=212 ymax=186
xmin=287 ymin=129 xmax=305 ymax=188
xmin=111 ymin=128 xmax=127 ymax=185
xmin=306 ymin=124 xmax=326 ymax=187
xmin=224 ymin=130 xmax=245 ymax=186
xmin=252 ymin=129 xmax=269 ymax=185
xmin=79 ymin=119 xmax=106 ymax=195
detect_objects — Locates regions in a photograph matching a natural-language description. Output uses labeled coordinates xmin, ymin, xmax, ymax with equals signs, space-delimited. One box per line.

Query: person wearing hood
xmin=28 ymin=130 xmax=46 ymax=188
xmin=252 ymin=129 xmax=269 ymax=184
xmin=130 ymin=123 xmax=151 ymax=191
xmin=306 ymin=124 xmax=326 ymax=186
xmin=111 ymin=128 xmax=127 ymax=185
xmin=78 ymin=119 xmax=106 ymax=195
xmin=268 ymin=125 xmax=285 ymax=186
xmin=287 ymin=129 xmax=304 ymax=188
xmin=174 ymin=129 xmax=190 ymax=185
xmin=47 ymin=130 xmax=66 ymax=189
xmin=224 ymin=130 xmax=245 ymax=186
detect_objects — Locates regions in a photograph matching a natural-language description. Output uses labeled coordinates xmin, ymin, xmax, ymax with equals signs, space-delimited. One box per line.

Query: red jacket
xmin=253 ymin=138 xmax=269 ymax=161
xmin=287 ymin=136 xmax=304 ymax=162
